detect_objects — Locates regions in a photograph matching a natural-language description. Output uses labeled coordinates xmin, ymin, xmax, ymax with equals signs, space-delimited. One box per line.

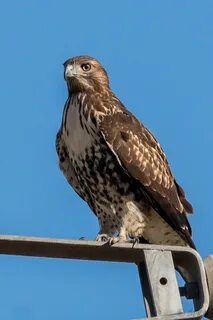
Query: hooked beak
xmin=64 ymin=64 xmax=78 ymax=80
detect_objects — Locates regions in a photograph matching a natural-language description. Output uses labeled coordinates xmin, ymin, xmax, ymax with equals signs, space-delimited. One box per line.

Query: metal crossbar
xmin=0 ymin=235 xmax=210 ymax=319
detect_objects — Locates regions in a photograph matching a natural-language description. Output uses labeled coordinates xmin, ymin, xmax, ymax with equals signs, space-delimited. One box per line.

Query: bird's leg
xmin=108 ymin=235 xmax=127 ymax=245
xmin=96 ymin=228 xmax=128 ymax=245
xmin=95 ymin=233 xmax=111 ymax=242
xmin=129 ymin=237 xmax=140 ymax=247
xmin=95 ymin=226 xmax=113 ymax=242
xmin=107 ymin=227 xmax=128 ymax=245
xmin=129 ymin=236 xmax=149 ymax=247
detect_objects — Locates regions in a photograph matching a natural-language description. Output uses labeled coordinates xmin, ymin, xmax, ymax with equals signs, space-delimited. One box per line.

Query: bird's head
xmin=63 ymin=55 xmax=109 ymax=94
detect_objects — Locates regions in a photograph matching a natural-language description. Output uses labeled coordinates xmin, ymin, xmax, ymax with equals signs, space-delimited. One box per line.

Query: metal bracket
xmin=139 ymin=250 xmax=183 ymax=317
xmin=0 ymin=235 xmax=210 ymax=319
xmin=137 ymin=247 xmax=209 ymax=319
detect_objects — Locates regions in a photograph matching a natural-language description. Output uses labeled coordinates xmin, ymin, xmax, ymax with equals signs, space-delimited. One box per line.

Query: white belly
xmin=63 ymin=99 xmax=94 ymax=157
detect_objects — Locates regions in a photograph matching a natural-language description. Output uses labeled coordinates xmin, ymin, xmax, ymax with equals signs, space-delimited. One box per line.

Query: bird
xmin=56 ymin=55 xmax=195 ymax=249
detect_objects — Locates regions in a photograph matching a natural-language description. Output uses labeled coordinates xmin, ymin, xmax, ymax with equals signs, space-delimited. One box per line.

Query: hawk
xmin=56 ymin=55 xmax=195 ymax=249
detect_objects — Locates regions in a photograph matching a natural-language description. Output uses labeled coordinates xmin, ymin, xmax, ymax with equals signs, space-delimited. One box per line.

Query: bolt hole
xmin=160 ymin=277 xmax=167 ymax=285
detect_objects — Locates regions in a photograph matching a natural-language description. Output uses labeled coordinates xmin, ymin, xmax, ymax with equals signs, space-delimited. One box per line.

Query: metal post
xmin=143 ymin=250 xmax=183 ymax=316
xmin=138 ymin=261 xmax=156 ymax=317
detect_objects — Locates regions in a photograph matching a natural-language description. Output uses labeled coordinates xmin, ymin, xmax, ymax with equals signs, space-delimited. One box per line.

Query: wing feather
xmin=100 ymin=110 xmax=194 ymax=247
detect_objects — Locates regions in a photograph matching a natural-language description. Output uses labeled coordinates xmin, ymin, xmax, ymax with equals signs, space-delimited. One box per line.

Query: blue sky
xmin=0 ymin=1 xmax=212 ymax=319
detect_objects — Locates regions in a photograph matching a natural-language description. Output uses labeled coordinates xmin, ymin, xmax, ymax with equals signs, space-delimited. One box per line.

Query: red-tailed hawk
xmin=56 ymin=55 xmax=195 ymax=249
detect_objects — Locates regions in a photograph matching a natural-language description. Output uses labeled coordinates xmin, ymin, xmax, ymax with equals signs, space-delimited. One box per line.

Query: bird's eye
xmin=81 ymin=63 xmax=91 ymax=71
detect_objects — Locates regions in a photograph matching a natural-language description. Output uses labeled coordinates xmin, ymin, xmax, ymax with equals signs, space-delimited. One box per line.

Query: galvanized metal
xmin=136 ymin=245 xmax=209 ymax=320
xmin=143 ymin=250 xmax=183 ymax=316
xmin=0 ymin=234 xmax=210 ymax=319
xmin=203 ymin=255 xmax=213 ymax=319
xmin=138 ymin=261 xmax=156 ymax=317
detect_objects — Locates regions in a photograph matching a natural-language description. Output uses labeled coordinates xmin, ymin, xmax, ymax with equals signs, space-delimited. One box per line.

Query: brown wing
xmin=100 ymin=110 xmax=195 ymax=248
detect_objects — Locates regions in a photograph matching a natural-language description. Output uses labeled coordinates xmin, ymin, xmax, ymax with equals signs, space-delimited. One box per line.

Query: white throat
xmin=63 ymin=94 xmax=95 ymax=158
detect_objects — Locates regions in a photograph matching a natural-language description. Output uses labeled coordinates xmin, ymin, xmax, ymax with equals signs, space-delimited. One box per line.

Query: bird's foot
xmin=107 ymin=235 xmax=127 ymax=245
xmin=95 ymin=234 xmax=110 ymax=242
xmin=95 ymin=234 xmax=127 ymax=245
xmin=129 ymin=237 xmax=140 ymax=247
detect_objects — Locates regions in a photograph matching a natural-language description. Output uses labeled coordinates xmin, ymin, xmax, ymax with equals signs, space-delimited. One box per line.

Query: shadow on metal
xmin=0 ymin=235 xmax=211 ymax=319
